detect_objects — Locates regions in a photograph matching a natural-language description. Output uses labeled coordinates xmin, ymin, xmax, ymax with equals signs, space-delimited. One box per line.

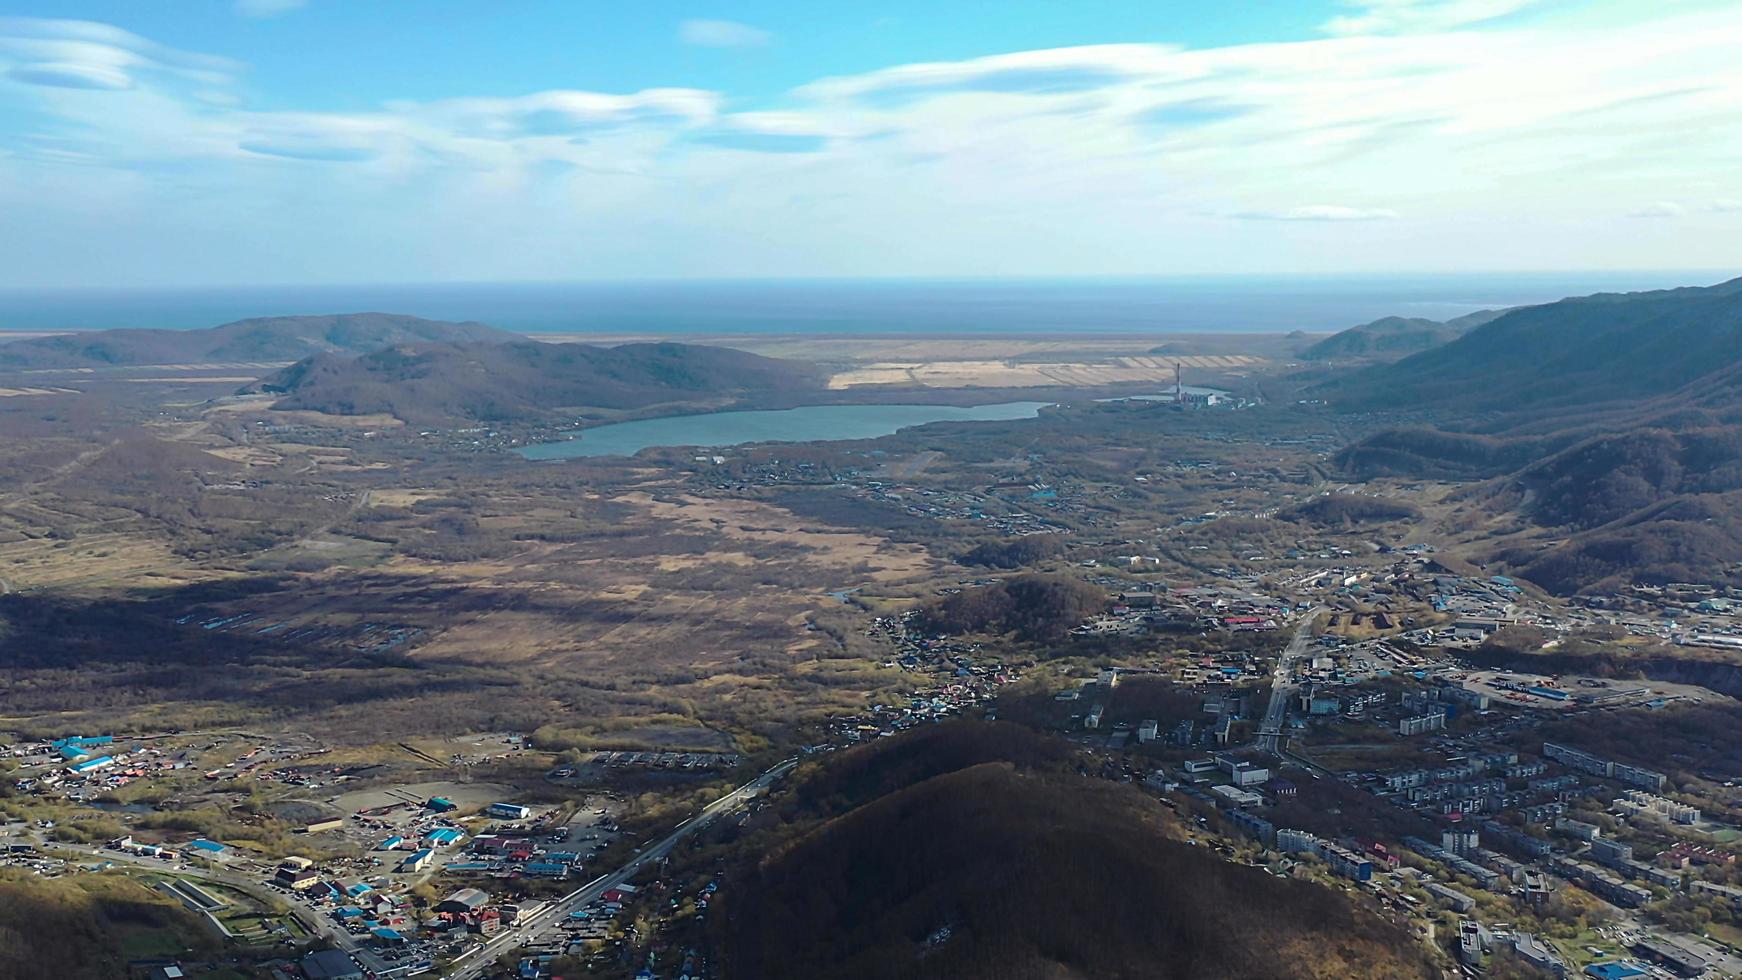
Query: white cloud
xmin=1628 ymin=201 xmax=1685 ymax=218
xmin=1714 ymin=199 xmax=1742 ymax=212
xmin=1 ymin=4 xmax=1742 ymax=284
xmin=0 ymin=17 xmax=241 ymax=91
xmin=678 ymin=19 xmax=771 ymax=48
xmin=1232 ymin=206 xmax=1400 ymax=221
xmin=1323 ymin=0 xmax=1541 ymax=36
xmin=7 ymin=62 xmax=132 ymax=89
xmin=235 ymin=0 xmax=306 ymax=18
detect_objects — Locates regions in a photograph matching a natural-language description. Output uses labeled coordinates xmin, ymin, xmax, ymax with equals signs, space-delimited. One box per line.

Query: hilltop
xmin=0 ymin=312 xmax=513 ymax=369
xmin=1323 ymin=276 xmax=1742 ymax=414
xmin=1299 ymin=308 xmax=1502 ymax=361
xmin=712 ymin=722 xmax=1435 ymax=980
xmin=248 ymin=339 xmax=826 ymax=423
xmin=1326 ymin=276 xmax=1742 ymax=593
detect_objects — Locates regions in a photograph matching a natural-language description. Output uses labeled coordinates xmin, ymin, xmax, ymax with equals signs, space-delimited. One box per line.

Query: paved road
xmin=1257 ymin=606 xmax=1324 ymax=755
xmin=441 ymin=758 xmax=799 ymax=980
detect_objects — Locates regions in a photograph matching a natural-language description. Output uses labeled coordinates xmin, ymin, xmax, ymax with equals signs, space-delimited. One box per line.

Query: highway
xmin=441 ymin=757 xmax=798 ymax=980
xmin=1256 ymin=606 xmax=1324 ymax=755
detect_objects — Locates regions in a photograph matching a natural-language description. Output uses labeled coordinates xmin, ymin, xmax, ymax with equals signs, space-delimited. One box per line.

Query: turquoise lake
xmin=518 ymin=402 xmax=1052 ymax=459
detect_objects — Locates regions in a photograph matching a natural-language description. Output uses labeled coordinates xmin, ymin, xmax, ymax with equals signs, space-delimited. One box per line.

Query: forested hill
xmin=712 ymin=722 xmax=1436 ymax=980
xmin=1299 ymin=308 xmax=1501 ymax=361
xmin=1326 ymin=276 xmax=1742 ymax=594
xmin=248 ymin=340 xmax=826 ymax=423
xmin=1322 ymin=276 xmax=1742 ymax=413
xmin=0 ymin=312 xmax=513 ymax=369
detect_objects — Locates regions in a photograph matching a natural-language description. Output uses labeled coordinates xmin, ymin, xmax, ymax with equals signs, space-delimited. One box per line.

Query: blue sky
xmin=0 ymin=0 xmax=1738 ymax=286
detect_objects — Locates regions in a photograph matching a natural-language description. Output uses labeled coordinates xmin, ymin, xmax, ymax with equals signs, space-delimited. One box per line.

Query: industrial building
xmin=301 ymin=949 xmax=365 ymax=980
xmin=436 ymin=887 xmax=490 ymax=914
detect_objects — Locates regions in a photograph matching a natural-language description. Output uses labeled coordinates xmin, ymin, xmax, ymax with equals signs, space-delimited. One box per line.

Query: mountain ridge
xmin=1299 ymin=308 xmax=1503 ymax=361
xmin=246 ymin=339 xmax=826 ymax=423
xmin=0 ymin=312 xmax=514 ymax=369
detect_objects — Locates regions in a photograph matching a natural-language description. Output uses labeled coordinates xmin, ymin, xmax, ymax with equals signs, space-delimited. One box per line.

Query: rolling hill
xmin=1326 ymin=276 xmax=1742 ymax=593
xmin=248 ymin=339 xmax=826 ymax=422
xmin=713 ymin=722 xmax=1436 ymax=980
xmin=1323 ymin=276 xmax=1742 ymax=413
xmin=0 ymin=312 xmax=513 ymax=369
xmin=1299 ymin=308 xmax=1502 ymax=361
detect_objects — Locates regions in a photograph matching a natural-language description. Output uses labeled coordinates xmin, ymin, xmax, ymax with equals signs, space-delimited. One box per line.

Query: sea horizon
xmin=0 ymin=270 xmax=1729 ymax=336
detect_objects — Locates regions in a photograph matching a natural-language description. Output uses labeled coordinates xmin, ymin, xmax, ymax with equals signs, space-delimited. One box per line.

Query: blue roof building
xmin=426 ymin=827 xmax=464 ymax=846
xmin=188 ymin=839 xmax=227 ymax=854
xmin=1585 ymin=964 xmax=1646 ymax=980
xmin=70 ymin=755 xmax=114 ymax=773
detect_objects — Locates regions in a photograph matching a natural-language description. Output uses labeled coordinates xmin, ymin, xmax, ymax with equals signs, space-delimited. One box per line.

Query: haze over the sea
xmin=0 ymin=272 xmax=1724 ymax=336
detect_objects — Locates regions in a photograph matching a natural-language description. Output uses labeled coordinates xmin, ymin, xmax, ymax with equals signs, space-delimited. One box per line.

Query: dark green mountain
xmin=1300 ymin=308 xmax=1501 ymax=361
xmin=1324 ymin=277 xmax=1742 ymax=413
xmin=1326 ymin=277 xmax=1742 ymax=593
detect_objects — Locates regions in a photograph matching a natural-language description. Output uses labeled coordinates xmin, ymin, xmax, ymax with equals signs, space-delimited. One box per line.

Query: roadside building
xmin=69 ymin=755 xmax=116 ymax=774
xmin=276 ymin=867 xmax=319 ymax=891
xmin=186 ymin=839 xmax=228 ymax=858
xmin=486 ymin=802 xmax=533 ymax=821
xmin=1633 ymin=936 xmax=1714 ymax=977
xmin=436 ymin=887 xmax=490 ymax=914
xmin=301 ymin=949 xmax=365 ymax=980
xmin=426 ymin=827 xmax=465 ymax=848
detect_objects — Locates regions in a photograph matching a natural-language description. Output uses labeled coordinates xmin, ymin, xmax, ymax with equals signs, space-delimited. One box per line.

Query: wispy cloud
xmin=1714 ymin=199 xmax=1742 ymax=213
xmin=677 ymin=19 xmax=771 ymax=48
xmin=0 ymin=16 xmax=241 ymax=88
xmin=1231 ymin=206 xmax=1400 ymax=221
xmin=235 ymin=0 xmax=306 ymax=18
xmin=0 ymin=4 xmax=1740 ymax=283
xmin=1628 ymin=201 xmax=1685 ymax=218
xmin=1323 ymin=0 xmax=1541 ymax=36
xmin=7 ymin=62 xmax=132 ymax=89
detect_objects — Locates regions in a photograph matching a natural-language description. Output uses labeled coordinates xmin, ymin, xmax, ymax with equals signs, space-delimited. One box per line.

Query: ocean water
xmin=0 ymin=272 xmax=1722 ymax=335
xmin=519 ymin=402 xmax=1053 ymax=459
